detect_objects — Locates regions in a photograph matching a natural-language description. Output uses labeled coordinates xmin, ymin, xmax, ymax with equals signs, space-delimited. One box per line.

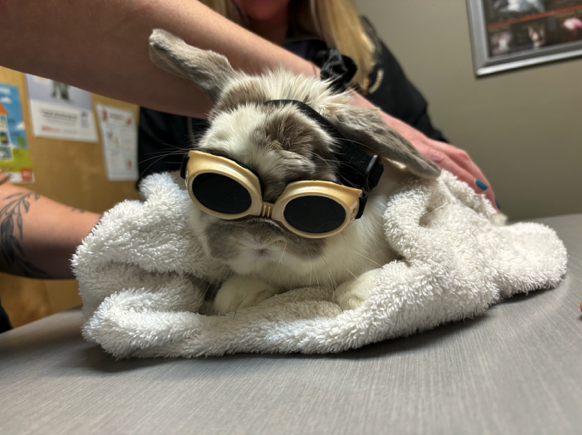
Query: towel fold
xmin=73 ymin=171 xmax=567 ymax=358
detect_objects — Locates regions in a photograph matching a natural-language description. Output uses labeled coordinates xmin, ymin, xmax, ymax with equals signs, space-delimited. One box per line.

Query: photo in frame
xmin=466 ymin=0 xmax=582 ymax=75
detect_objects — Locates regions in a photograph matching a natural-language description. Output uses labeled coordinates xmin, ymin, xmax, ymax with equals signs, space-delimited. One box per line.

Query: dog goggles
xmin=181 ymin=99 xmax=384 ymax=238
xmin=184 ymin=150 xmax=365 ymax=238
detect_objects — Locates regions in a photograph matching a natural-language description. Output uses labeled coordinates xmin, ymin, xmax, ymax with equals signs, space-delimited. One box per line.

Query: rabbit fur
xmin=148 ymin=29 xmax=441 ymax=314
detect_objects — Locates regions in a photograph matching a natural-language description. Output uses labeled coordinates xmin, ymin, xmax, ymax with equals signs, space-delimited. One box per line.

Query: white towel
xmin=73 ymin=171 xmax=567 ymax=358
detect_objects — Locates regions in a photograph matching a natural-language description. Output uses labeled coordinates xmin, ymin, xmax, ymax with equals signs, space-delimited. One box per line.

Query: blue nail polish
xmin=495 ymin=199 xmax=501 ymax=210
xmin=475 ymin=179 xmax=489 ymax=191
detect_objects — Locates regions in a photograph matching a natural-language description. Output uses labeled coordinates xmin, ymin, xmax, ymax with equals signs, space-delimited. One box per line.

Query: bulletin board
xmin=0 ymin=66 xmax=141 ymax=328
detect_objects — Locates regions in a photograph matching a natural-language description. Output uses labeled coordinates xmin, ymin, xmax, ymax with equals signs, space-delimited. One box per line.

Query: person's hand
xmin=381 ymin=113 xmax=499 ymax=211
xmin=349 ymin=91 xmax=499 ymax=211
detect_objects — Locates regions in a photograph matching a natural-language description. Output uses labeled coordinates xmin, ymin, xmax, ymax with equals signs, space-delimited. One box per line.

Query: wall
xmin=356 ymin=0 xmax=582 ymax=220
xmin=0 ymin=66 xmax=140 ymax=327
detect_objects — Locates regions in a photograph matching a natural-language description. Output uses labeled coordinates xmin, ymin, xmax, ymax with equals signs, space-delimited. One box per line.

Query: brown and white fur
xmin=149 ymin=29 xmax=440 ymax=314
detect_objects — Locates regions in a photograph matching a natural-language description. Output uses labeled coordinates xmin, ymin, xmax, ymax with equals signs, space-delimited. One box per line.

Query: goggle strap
xmin=338 ymin=152 xmax=383 ymax=194
xmin=364 ymin=155 xmax=382 ymax=190
xmin=356 ymin=194 xmax=368 ymax=219
xmin=263 ymin=100 xmax=383 ymax=193
xmin=179 ymin=152 xmax=189 ymax=179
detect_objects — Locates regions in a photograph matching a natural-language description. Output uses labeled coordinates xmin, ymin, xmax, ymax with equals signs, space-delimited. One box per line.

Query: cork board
xmin=0 ymin=66 xmax=141 ymax=327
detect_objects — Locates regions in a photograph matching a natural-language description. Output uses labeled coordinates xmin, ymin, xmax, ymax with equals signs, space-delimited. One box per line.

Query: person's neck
xmin=247 ymin=7 xmax=289 ymax=45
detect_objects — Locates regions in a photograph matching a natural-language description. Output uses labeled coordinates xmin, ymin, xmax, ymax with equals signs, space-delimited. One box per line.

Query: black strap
xmin=263 ymin=100 xmax=383 ymax=191
xmin=179 ymin=152 xmax=189 ymax=180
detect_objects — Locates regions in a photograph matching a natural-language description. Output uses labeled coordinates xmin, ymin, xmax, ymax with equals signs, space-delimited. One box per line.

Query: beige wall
xmin=356 ymin=0 xmax=582 ymax=220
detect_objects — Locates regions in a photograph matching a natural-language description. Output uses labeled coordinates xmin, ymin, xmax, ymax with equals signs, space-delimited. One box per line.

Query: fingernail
xmin=475 ymin=179 xmax=489 ymax=191
xmin=495 ymin=199 xmax=501 ymax=210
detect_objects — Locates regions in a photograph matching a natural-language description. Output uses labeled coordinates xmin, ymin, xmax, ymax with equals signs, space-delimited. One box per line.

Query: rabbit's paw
xmin=335 ymin=268 xmax=381 ymax=310
xmin=214 ymin=275 xmax=279 ymax=314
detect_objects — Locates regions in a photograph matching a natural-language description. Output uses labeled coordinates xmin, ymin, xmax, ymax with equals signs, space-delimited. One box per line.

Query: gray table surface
xmin=1 ymin=214 xmax=581 ymax=435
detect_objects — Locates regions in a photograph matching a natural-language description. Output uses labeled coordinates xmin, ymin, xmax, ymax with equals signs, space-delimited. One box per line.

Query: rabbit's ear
xmin=332 ymin=105 xmax=441 ymax=179
xmin=148 ymin=29 xmax=235 ymax=104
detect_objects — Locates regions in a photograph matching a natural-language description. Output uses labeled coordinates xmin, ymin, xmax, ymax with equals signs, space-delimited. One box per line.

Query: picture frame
xmin=466 ymin=0 xmax=582 ymax=76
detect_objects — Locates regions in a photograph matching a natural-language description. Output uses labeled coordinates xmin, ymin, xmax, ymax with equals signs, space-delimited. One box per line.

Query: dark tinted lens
xmin=191 ymin=173 xmax=252 ymax=214
xmin=284 ymin=196 xmax=346 ymax=234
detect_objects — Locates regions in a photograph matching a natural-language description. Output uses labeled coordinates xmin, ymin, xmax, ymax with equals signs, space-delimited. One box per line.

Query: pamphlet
xmin=96 ymin=104 xmax=138 ymax=181
xmin=0 ymin=83 xmax=34 ymax=183
xmin=25 ymin=75 xmax=98 ymax=142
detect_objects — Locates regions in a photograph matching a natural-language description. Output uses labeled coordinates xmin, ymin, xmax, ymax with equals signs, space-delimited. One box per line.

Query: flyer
xmin=0 ymin=83 xmax=34 ymax=183
xmin=25 ymin=75 xmax=98 ymax=142
xmin=96 ymin=104 xmax=138 ymax=181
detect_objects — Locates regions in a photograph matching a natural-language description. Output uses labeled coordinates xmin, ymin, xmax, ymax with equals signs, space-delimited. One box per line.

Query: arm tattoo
xmin=0 ymin=192 xmax=49 ymax=278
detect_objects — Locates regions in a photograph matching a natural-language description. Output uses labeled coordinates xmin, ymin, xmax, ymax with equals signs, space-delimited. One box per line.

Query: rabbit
xmin=148 ymin=29 xmax=440 ymax=314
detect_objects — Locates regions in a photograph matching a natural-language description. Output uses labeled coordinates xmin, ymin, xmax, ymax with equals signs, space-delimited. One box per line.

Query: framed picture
xmin=467 ymin=0 xmax=582 ymax=76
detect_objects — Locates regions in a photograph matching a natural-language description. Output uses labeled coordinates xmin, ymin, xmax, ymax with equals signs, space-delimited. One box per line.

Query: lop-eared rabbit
xmin=148 ymin=29 xmax=440 ymax=314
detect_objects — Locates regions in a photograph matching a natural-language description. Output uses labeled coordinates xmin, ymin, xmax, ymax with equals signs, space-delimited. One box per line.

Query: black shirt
xmin=0 ymin=298 xmax=11 ymax=333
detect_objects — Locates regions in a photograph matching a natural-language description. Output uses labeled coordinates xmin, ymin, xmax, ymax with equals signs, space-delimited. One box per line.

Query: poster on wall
xmin=467 ymin=0 xmax=582 ymax=75
xmin=0 ymin=83 xmax=34 ymax=183
xmin=96 ymin=104 xmax=138 ymax=181
xmin=25 ymin=75 xmax=98 ymax=142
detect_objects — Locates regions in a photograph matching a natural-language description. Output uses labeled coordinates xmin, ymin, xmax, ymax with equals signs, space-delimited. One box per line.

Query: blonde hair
xmin=199 ymin=0 xmax=377 ymax=92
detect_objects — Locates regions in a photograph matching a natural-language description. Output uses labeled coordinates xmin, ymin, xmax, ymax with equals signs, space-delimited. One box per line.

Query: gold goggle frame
xmin=185 ymin=150 xmax=363 ymax=239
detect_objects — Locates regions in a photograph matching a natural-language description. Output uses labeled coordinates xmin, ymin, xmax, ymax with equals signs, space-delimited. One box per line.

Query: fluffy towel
xmin=73 ymin=171 xmax=567 ymax=358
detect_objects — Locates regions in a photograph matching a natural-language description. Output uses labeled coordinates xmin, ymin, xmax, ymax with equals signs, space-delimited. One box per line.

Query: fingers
xmin=432 ymin=141 xmax=498 ymax=210
xmin=414 ymin=139 xmax=499 ymax=212
xmin=373 ymin=109 xmax=499 ymax=211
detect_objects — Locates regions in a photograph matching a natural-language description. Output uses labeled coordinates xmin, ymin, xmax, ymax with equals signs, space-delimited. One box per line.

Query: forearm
xmin=0 ymin=182 xmax=101 ymax=279
xmin=1 ymin=1 xmax=497 ymax=209
xmin=0 ymin=0 xmax=314 ymax=118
